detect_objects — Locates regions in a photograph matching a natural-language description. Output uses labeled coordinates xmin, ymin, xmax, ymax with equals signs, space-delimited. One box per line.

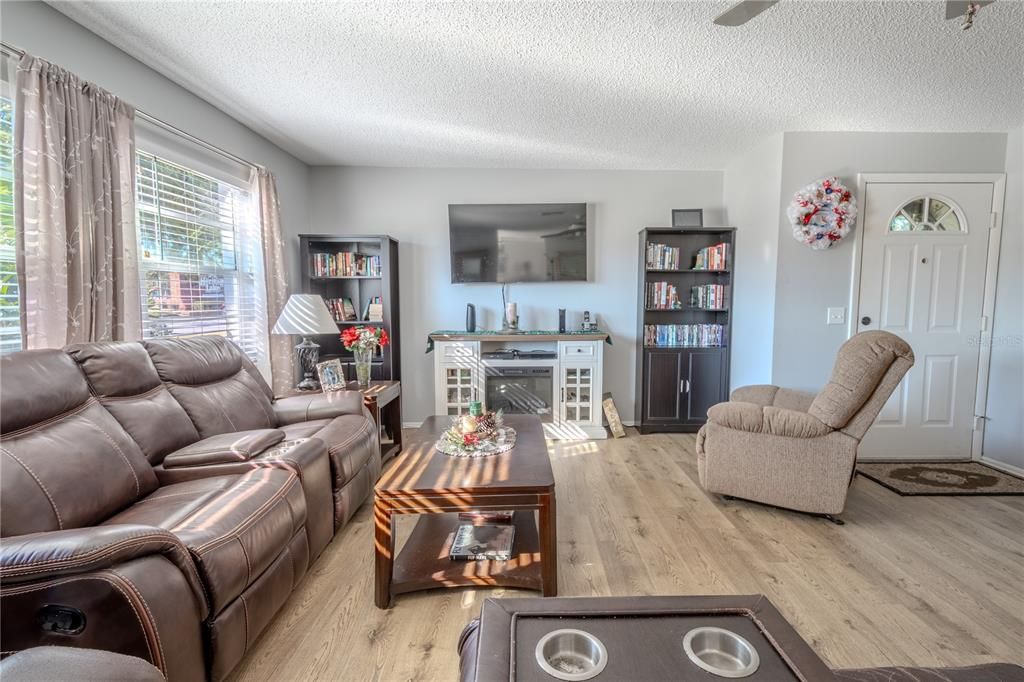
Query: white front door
xmin=856 ymin=179 xmax=998 ymax=459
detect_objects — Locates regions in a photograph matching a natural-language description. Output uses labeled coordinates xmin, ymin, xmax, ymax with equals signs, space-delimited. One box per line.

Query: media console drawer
xmin=561 ymin=342 xmax=597 ymax=358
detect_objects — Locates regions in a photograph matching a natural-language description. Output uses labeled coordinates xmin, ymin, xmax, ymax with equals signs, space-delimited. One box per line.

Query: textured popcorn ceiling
xmin=51 ymin=0 xmax=1024 ymax=169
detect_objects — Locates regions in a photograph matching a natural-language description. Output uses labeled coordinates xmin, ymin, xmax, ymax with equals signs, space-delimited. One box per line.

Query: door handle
xmin=861 ymin=316 xmax=872 ymax=325
xmin=680 ymin=379 xmax=690 ymax=393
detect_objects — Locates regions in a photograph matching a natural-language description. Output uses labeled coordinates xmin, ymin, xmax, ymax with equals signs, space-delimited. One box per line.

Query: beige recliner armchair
xmin=696 ymin=331 xmax=914 ymax=521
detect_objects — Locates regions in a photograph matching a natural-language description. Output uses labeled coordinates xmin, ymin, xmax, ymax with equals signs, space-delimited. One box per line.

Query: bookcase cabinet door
xmin=681 ymin=348 xmax=728 ymax=425
xmin=644 ymin=349 xmax=685 ymax=423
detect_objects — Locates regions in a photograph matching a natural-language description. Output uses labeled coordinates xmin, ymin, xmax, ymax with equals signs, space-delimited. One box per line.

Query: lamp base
xmin=295 ymin=336 xmax=321 ymax=391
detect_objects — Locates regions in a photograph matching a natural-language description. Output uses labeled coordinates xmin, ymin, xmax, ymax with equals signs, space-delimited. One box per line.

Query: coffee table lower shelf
xmin=391 ymin=512 xmax=542 ymax=595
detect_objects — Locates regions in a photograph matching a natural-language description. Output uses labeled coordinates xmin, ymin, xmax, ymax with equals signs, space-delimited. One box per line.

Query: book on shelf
xmin=324 ymin=297 xmax=357 ymax=321
xmin=644 ymin=323 xmax=725 ymax=348
xmin=449 ymin=522 xmax=516 ymax=561
xmin=312 ymin=252 xmax=382 ymax=277
xmin=646 ymin=242 xmax=682 ymax=270
xmin=693 ymin=242 xmax=729 ymax=271
xmin=458 ymin=510 xmax=514 ymax=524
xmin=646 ymin=281 xmax=682 ymax=310
xmin=690 ymin=284 xmax=728 ymax=309
xmin=362 ymin=296 xmax=384 ymax=322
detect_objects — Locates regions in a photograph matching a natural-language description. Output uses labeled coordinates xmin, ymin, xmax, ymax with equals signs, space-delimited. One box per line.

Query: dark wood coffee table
xmin=373 ymin=414 xmax=556 ymax=609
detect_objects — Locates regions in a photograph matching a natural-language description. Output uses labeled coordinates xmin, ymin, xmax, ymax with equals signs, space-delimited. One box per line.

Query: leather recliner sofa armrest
xmin=272 ymin=390 xmax=366 ymax=425
xmin=707 ymin=402 xmax=833 ymax=439
xmin=162 ymin=429 xmax=285 ymax=469
xmin=0 ymin=524 xmax=208 ymax=617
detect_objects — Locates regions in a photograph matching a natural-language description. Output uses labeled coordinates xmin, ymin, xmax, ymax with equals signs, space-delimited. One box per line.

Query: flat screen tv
xmin=449 ymin=203 xmax=588 ymax=283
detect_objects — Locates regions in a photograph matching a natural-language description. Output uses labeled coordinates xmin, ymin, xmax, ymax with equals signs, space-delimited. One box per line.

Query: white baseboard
xmin=980 ymin=456 xmax=1024 ymax=478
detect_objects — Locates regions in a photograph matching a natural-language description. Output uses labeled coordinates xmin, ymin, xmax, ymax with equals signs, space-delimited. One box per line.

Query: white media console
xmin=429 ymin=331 xmax=608 ymax=440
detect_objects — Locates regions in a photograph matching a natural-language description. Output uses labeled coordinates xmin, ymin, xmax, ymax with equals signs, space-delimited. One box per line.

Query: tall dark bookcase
xmin=635 ymin=228 xmax=735 ymax=433
xmin=299 ymin=234 xmax=401 ymax=381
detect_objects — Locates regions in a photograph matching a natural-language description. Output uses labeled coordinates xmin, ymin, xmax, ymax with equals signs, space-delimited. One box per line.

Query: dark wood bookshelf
xmin=299 ymin=234 xmax=401 ymax=382
xmin=635 ymin=227 xmax=735 ymax=433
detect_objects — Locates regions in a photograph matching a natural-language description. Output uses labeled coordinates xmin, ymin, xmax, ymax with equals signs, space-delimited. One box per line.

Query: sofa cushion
xmin=66 ymin=341 xmax=200 ymax=464
xmin=1 ymin=350 xmax=158 ymax=535
xmin=162 ymin=429 xmax=286 ymax=469
xmin=281 ymin=415 xmax=377 ymax=487
xmin=143 ymin=337 xmax=276 ymax=438
xmin=808 ymin=331 xmax=913 ymax=429
xmin=707 ymin=402 xmax=832 ymax=439
xmin=103 ymin=469 xmax=306 ymax=615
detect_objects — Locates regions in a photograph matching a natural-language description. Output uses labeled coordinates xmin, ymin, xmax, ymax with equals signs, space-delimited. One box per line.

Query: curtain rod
xmin=1 ymin=41 xmax=261 ymax=173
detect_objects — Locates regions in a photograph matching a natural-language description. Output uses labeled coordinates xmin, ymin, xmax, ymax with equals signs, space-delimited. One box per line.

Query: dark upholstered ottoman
xmin=458 ymin=596 xmax=1024 ymax=682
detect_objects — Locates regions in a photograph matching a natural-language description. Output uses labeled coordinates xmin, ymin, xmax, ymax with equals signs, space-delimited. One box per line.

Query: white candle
xmin=505 ymin=302 xmax=517 ymax=325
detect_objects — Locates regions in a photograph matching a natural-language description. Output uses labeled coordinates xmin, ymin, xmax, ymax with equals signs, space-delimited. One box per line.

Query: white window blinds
xmin=0 ymin=53 xmax=20 ymax=355
xmin=135 ymin=150 xmax=270 ymax=376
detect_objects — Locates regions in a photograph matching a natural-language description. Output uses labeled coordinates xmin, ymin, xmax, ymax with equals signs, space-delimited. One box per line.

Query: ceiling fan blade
xmin=713 ymin=0 xmax=780 ymax=26
xmin=945 ymin=0 xmax=995 ymax=20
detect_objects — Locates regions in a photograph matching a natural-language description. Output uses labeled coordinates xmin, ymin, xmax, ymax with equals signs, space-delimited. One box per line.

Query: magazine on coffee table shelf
xmin=449 ymin=522 xmax=516 ymax=561
xmin=458 ymin=510 xmax=514 ymax=524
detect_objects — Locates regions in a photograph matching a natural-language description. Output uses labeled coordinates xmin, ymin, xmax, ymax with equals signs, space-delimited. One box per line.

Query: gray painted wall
xmin=1 ymin=1 xmax=312 ymax=288
xmin=723 ymin=134 xmax=784 ymax=389
xmin=307 ymin=167 xmax=724 ymax=423
xmin=772 ymin=131 xmax=1009 ymax=392
xmin=984 ymin=126 xmax=1024 ymax=470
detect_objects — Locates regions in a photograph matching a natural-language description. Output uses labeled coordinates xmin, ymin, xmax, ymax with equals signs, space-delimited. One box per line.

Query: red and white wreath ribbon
xmin=787 ymin=177 xmax=857 ymax=250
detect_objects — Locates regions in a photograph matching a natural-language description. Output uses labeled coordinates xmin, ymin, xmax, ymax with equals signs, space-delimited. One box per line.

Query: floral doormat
xmin=856 ymin=461 xmax=1024 ymax=496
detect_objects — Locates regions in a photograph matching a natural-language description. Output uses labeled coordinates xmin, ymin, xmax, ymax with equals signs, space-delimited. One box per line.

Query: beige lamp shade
xmin=272 ymin=294 xmax=339 ymax=335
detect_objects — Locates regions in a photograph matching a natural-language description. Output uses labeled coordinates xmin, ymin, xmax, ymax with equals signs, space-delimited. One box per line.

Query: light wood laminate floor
xmin=231 ymin=430 xmax=1024 ymax=681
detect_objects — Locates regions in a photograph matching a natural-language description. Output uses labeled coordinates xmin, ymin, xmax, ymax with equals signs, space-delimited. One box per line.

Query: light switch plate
xmin=827 ymin=307 xmax=845 ymax=325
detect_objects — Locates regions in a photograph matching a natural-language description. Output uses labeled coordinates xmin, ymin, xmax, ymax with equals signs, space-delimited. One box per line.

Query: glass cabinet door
xmin=445 ymin=365 xmax=477 ymax=415
xmin=561 ymin=365 xmax=594 ymax=423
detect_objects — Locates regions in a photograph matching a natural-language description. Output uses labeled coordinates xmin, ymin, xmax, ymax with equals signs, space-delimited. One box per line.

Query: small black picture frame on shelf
xmin=671 ymin=209 xmax=704 ymax=228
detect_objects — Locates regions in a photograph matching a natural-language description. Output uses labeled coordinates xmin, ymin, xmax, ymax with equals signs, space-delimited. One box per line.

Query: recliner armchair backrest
xmin=67 ymin=341 xmax=201 ymax=465
xmin=0 ymin=350 xmax=158 ymax=536
xmin=807 ymin=331 xmax=915 ymax=440
xmin=143 ymin=336 xmax=276 ymax=438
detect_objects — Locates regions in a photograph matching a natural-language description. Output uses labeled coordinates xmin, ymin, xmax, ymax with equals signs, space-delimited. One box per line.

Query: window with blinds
xmin=0 ymin=88 xmax=20 ymax=355
xmin=135 ymin=151 xmax=268 ymax=368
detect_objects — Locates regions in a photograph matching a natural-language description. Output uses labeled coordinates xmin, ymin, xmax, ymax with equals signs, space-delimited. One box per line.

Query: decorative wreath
xmin=787 ymin=177 xmax=858 ymax=250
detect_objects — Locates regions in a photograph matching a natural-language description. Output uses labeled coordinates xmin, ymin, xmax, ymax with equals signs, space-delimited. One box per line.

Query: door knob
xmin=861 ymin=316 xmax=872 ymax=325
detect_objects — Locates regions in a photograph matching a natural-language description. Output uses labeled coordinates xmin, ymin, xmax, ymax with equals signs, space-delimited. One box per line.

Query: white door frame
xmin=847 ymin=172 xmax=1006 ymax=460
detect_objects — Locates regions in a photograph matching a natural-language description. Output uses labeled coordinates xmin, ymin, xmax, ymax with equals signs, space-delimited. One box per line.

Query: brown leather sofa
xmin=0 ymin=337 xmax=380 ymax=680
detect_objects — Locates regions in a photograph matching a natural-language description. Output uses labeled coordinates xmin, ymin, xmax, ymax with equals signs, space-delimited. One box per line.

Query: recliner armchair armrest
xmin=729 ymin=385 xmax=815 ymax=412
xmin=273 ymin=390 xmax=366 ymax=425
xmin=0 ymin=524 xmax=207 ymax=615
xmin=708 ymin=402 xmax=832 ymax=439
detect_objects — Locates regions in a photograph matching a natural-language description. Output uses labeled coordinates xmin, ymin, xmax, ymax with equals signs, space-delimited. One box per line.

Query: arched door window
xmin=889 ymin=196 xmax=963 ymax=232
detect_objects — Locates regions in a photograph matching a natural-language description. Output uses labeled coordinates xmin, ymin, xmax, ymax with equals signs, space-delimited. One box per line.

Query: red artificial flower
xmin=463 ymin=433 xmax=479 ymax=446
xmin=827 ymin=231 xmax=842 ymax=241
xmin=379 ymin=329 xmax=389 ymax=347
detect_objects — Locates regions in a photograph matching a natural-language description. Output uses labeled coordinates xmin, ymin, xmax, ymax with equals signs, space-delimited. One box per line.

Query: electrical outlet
xmin=827 ymin=307 xmax=845 ymax=325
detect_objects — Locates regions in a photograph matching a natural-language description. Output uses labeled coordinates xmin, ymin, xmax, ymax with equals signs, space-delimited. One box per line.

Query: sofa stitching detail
xmin=0 ymin=447 xmax=64 ymax=530
xmin=1 ymin=398 xmax=96 ymax=438
xmin=1 ymin=532 xmax=180 ymax=573
xmin=190 ymin=475 xmax=301 ymax=554
xmin=90 ymin=421 xmax=142 ymax=498
xmin=107 ymin=568 xmax=167 ymax=675
xmin=325 ymin=420 xmax=372 ymax=455
xmin=96 ymin=384 xmax=166 ymax=402
xmin=238 ymin=537 xmax=252 ymax=584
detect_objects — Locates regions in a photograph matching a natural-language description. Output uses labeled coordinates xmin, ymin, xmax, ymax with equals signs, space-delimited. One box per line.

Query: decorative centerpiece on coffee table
xmin=437 ymin=402 xmax=516 ymax=457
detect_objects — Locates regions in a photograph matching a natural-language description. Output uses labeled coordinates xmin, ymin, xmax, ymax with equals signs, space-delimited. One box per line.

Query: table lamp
xmin=272 ymin=294 xmax=340 ymax=391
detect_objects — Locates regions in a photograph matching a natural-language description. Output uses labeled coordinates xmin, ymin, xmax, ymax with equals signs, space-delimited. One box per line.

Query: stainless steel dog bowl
xmin=535 ymin=628 xmax=608 ymax=681
xmin=683 ymin=626 xmax=760 ymax=678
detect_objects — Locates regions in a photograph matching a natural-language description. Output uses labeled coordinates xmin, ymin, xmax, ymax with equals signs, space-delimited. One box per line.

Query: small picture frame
xmin=316 ymin=359 xmax=347 ymax=392
xmin=672 ymin=209 xmax=704 ymax=228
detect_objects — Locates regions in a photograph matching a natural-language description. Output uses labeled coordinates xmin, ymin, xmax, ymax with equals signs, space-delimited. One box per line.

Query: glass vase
xmin=353 ymin=347 xmax=373 ymax=388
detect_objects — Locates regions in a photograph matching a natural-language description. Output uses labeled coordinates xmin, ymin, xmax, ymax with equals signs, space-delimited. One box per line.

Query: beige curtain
xmin=14 ymin=54 xmax=140 ymax=348
xmin=257 ymin=168 xmax=294 ymax=395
